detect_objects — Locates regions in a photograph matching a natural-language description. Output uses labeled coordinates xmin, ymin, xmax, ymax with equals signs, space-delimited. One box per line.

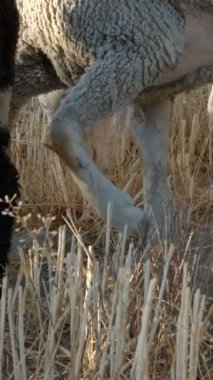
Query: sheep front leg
xmin=131 ymin=101 xmax=172 ymax=241
xmin=47 ymin=53 xmax=159 ymax=235
xmin=50 ymin=124 xmax=149 ymax=234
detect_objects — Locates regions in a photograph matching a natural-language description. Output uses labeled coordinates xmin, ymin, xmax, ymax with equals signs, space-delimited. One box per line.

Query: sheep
xmin=0 ymin=0 xmax=19 ymax=279
xmin=11 ymin=0 xmax=213 ymax=241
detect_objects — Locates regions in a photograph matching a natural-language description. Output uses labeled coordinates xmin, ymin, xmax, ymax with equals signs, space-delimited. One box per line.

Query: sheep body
xmin=14 ymin=1 xmax=213 ymax=114
xmin=17 ymin=1 xmax=184 ymax=88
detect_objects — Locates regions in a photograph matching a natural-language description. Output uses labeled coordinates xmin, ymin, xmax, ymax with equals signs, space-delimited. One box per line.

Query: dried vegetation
xmin=0 ymin=86 xmax=212 ymax=379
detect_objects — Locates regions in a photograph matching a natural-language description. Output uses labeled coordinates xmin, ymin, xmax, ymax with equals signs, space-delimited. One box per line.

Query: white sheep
xmin=12 ymin=1 xmax=213 ymax=240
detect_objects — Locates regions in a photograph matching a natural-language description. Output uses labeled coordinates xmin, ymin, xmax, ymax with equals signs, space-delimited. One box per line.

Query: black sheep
xmin=0 ymin=0 xmax=20 ymax=281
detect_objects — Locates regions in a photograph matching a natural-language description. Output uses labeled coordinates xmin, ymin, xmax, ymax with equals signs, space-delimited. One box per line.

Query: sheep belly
xmin=158 ymin=11 xmax=213 ymax=85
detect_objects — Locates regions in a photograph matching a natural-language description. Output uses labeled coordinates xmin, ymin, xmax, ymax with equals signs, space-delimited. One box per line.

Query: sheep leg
xmin=131 ymin=101 xmax=172 ymax=241
xmin=46 ymin=121 xmax=149 ymax=233
xmin=48 ymin=54 xmax=163 ymax=234
xmin=14 ymin=55 xmax=64 ymax=97
xmin=10 ymin=57 xmax=66 ymax=122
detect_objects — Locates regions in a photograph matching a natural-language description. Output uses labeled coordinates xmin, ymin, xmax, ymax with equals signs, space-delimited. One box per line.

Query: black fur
xmin=0 ymin=0 xmax=20 ymax=281
xmin=0 ymin=129 xmax=20 ymax=278
xmin=0 ymin=0 xmax=19 ymax=89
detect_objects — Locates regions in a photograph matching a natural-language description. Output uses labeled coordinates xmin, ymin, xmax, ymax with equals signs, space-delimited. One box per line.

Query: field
xmin=0 ymin=86 xmax=212 ymax=379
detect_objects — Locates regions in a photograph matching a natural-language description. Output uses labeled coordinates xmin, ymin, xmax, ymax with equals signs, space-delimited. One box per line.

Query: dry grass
xmin=0 ymin=85 xmax=212 ymax=378
xmin=2 ymin=223 xmax=213 ymax=379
